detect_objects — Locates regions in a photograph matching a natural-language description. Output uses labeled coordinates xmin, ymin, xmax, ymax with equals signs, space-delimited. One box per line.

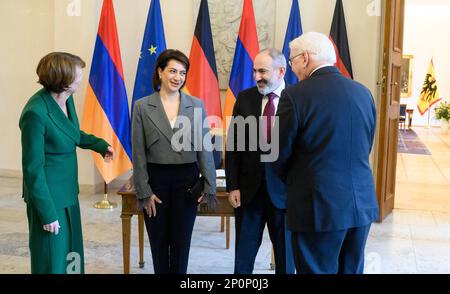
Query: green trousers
xmin=27 ymin=203 xmax=84 ymax=274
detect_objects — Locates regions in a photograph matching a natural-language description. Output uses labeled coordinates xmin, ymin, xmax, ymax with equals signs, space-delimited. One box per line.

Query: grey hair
xmin=289 ymin=32 xmax=337 ymax=64
xmin=260 ymin=48 xmax=287 ymax=69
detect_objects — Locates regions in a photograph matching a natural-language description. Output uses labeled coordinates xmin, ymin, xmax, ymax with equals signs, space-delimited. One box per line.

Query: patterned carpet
xmin=397 ymin=129 xmax=431 ymax=155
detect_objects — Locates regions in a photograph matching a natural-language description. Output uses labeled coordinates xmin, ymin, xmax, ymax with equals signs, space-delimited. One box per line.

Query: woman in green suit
xmin=19 ymin=52 xmax=114 ymax=274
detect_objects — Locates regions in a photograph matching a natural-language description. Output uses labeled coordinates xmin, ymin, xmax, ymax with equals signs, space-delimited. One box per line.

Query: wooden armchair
xmin=399 ymin=104 xmax=407 ymax=130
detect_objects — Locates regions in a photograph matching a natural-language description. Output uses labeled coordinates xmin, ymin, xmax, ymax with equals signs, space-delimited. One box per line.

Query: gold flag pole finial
xmin=94 ymin=182 xmax=117 ymax=209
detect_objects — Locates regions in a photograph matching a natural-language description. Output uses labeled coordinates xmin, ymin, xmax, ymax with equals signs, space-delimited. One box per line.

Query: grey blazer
xmin=132 ymin=91 xmax=216 ymax=200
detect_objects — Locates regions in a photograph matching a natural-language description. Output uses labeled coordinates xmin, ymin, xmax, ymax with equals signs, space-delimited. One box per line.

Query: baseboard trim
xmin=0 ymin=168 xmax=126 ymax=195
xmin=80 ymin=178 xmax=128 ymax=194
xmin=0 ymin=169 xmax=23 ymax=178
xmin=79 ymin=183 xmax=100 ymax=194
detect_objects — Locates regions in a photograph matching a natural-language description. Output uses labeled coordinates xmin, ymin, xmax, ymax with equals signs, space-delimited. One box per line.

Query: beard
xmin=256 ymin=79 xmax=274 ymax=95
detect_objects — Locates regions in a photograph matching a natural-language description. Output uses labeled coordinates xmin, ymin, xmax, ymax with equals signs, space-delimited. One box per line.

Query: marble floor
xmin=1 ymin=127 xmax=450 ymax=274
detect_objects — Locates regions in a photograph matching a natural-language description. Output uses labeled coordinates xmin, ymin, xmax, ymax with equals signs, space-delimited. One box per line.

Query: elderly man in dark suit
xmin=272 ymin=32 xmax=379 ymax=274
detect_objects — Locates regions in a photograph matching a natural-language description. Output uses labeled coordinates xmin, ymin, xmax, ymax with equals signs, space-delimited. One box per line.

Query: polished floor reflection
xmin=1 ymin=127 xmax=449 ymax=274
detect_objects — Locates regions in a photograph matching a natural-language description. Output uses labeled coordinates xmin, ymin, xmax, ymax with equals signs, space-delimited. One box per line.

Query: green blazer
xmin=19 ymin=89 xmax=109 ymax=225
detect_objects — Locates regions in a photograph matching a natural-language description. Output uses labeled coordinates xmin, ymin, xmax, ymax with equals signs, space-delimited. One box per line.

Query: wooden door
xmin=375 ymin=0 xmax=405 ymax=221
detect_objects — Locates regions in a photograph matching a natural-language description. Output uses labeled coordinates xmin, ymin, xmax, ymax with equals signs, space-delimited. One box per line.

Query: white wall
xmin=276 ymin=0 xmax=382 ymax=96
xmin=0 ymin=0 xmax=382 ymax=186
xmin=0 ymin=0 xmax=54 ymax=174
xmin=402 ymin=0 xmax=450 ymax=126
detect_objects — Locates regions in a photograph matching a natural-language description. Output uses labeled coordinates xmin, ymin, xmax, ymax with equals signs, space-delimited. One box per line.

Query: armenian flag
xmin=223 ymin=0 xmax=259 ymax=124
xmin=81 ymin=0 xmax=132 ymax=183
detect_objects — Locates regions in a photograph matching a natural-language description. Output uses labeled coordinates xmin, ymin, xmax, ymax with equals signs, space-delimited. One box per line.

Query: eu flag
xmin=132 ymin=0 xmax=166 ymax=111
xmin=282 ymin=0 xmax=303 ymax=85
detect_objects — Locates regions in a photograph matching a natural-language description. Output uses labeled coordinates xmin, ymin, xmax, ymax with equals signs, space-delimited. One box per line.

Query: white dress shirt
xmin=261 ymin=80 xmax=286 ymax=116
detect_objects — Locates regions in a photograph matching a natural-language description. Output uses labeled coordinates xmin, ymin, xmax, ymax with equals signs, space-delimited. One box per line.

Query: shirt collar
xmin=309 ymin=64 xmax=334 ymax=77
xmin=269 ymin=80 xmax=285 ymax=98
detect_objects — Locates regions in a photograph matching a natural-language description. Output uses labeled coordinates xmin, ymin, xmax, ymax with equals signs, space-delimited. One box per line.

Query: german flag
xmin=329 ymin=0 xmax=353 ymax=79
xmin=185 ymin=0 xmax=222 ymax=128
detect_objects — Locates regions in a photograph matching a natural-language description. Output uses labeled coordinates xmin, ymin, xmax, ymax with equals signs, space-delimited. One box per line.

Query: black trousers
xmin=234 ymin=182 xmax=289 ymax=274
xmin=143 ymin=163 xmax=199 ymax=274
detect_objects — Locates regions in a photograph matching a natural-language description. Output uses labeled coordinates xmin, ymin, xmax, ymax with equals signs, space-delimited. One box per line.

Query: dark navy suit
xmin=272 ymin=66 xmax=379 ymax=274
xmin=265 ymin=163 xmax=295 ymax=274
xmin=226 ymin=86 xmax=295 ymax=274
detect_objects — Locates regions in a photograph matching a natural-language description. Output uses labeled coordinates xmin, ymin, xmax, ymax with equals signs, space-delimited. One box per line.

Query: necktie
xmin=262 ymin=92 xmax=276 ymax=143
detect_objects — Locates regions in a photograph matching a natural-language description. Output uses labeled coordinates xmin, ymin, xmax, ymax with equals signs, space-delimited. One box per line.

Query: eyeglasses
xmin=288 ymin=53 xmax=303 ymax=67
xmin=288 ymin=51 xmax=316 ymax=67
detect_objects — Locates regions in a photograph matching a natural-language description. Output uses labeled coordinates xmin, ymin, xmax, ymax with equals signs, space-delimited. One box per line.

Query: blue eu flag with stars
xmin=132 ymin=0 xmax=166 ymax=112
xmin=282 ymin=0 xmax=303 ymax=85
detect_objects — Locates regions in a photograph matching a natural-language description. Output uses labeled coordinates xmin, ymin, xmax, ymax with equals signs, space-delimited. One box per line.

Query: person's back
xmin=273 ymin=32 xmax=378 ymax=274
xmin=282 ymin=66 xmax=378 ymax=233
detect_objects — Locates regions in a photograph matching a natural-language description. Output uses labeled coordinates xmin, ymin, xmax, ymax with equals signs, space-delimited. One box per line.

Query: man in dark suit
xmin=272 ymin=32 xmax=379 ymax=274
xmin=225 ymin=48 xmax=295 ymax=274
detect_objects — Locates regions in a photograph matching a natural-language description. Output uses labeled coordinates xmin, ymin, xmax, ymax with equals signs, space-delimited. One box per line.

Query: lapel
xmin=251 ymin=88 xmax=264 ymax=119
xmin=246 ymin=88 xmax=264 ymax=151
xmin=178 ymin=91 xmax=194 ymax=123
xmin=66 ymin=96 xmax=80 ymax=130
xmin=146 ymin=92 xmax=189 ymax=143
xmin=41 ymin=90 xmax=80 ymax=143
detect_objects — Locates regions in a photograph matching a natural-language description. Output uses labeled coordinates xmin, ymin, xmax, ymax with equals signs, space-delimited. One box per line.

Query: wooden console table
xmin=117 ymin=178 xmax=233 ymax=274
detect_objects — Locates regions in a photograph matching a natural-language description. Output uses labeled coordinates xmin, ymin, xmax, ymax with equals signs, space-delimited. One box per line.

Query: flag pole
xmin=427 ymin=106 xmax=431 ymax=129
xmin=94 ymin=181 xmax=117 ymax=209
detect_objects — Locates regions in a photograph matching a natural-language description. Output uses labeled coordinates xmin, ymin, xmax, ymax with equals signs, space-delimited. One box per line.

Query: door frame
xmin=374 ymin=0 xmax=405 ymax=222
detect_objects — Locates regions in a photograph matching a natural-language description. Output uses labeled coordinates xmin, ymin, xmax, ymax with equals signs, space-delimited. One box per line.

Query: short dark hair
xmin=152 ymin=49 xmax=190 ymax=91
xmin=36 ymin=52 xmax=86 ymax=94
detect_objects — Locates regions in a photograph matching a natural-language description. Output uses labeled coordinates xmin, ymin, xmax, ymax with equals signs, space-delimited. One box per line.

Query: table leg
xmin=220 ymin=216 xmax=225 ymax=232
xmin=270 ymin=247 xmax=275 ymax=270
xmin=121 ymin=213 xmax=132 ymax=274
xmin=226 ymin=216 xmax=230 ymax=249
xmin=138 ymin=214 xmax=145 ymax=268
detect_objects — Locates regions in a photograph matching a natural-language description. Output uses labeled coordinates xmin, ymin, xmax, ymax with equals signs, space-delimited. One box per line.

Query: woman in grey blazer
xmin=132 ymin=49 xmax=216 ymax=274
